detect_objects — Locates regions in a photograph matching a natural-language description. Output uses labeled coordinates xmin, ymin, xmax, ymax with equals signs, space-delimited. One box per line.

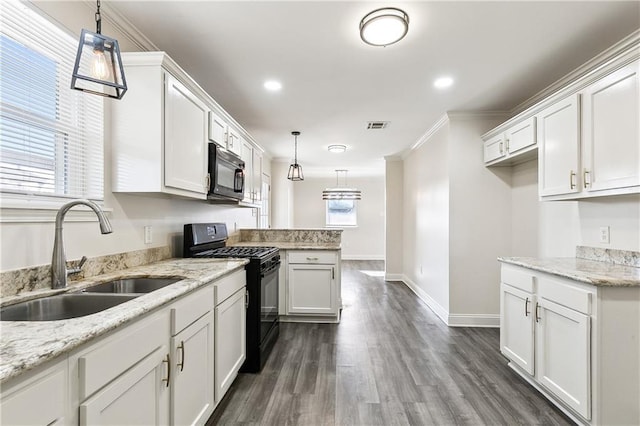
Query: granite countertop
xmin=498 ymin=256 xmax=640 ymax=287
xmin=230 ymin=241 xmax=341 ymax=250
xmin=0 ymin=258 xmax=248 ymax=383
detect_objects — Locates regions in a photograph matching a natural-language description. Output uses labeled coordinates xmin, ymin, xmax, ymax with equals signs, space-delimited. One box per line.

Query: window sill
xmin=0 ymin=198 xmax=112 ymax=223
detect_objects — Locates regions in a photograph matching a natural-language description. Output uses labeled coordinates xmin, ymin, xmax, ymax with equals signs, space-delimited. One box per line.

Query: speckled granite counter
xmin=230 ymin=241 xmax=341 ymax=250
xmin=229 ymin=228 xmax=342 ymax=251
xmin=499 ymin=246 xmax=640 ymax=287
xmin=0 ymin=258 xmax=248 ymax=383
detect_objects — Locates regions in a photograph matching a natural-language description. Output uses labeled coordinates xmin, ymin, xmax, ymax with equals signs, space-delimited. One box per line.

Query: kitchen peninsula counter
xmin=498 ymin=246 xmax=640 ymax=287
xmin=0 ymin=258 xmax=248 ymax=383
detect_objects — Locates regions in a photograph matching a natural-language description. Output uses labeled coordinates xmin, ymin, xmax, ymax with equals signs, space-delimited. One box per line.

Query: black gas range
xmin=183 ymin=223 xmax=280 ymax=373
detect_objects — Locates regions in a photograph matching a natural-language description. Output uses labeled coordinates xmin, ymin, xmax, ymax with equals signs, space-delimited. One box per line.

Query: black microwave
xmin=208 ymin=144 xmax=245 ymax=201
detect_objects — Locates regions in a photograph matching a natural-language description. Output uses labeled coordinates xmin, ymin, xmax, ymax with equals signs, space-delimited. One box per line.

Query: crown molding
xmin=83 ymin=0 xmax=158 ymax=52
xmin=406 ymin=114 xmax=450 ymax=155
xmin=510 ymin=29 xmax=639 ymax=116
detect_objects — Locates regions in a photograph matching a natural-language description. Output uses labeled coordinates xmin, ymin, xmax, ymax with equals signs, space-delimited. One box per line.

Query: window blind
xmin=0 ymin=0 xmax=104 ymax=202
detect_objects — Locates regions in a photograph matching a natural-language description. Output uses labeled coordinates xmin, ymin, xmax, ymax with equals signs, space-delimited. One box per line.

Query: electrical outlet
xmin=144 ymin=226 xmax=152 ymax=244
xmin=599 ymin=226 xmax=610 ymax=244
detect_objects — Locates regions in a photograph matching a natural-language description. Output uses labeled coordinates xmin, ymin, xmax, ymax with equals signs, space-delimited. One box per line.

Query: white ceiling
xmin=105 ymin=1 xmax=639 ymax=177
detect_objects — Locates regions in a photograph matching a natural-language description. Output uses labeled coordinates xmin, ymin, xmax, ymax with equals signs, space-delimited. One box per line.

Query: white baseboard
xmin=401 ymin=275 xmax=449 ymax=325
xmin=341 ymin=255 xmax=385 ymax=260
xmin=447 ymin=314 xmax=500 ymax=328
xmin=384 ymin=273 xmax=404 ymax=281
xmin=399 ymin=276 xmax=500 ymax=328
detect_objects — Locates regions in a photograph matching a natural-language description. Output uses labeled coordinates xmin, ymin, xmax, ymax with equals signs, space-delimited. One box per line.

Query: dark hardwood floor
xmin=208 ymin=260 xmax=573 ymax=425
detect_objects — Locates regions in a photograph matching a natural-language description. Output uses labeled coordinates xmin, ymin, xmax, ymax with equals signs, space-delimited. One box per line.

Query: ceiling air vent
xmin=366 ymin=121 xmax=389 ymax=130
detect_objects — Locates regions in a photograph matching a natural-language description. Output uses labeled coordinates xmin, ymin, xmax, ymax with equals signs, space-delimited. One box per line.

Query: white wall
xmin=384 ymin=157 xmax=403 ymax=278
xmin=448 ymin=115 xmax=511 ymax=320
xmin=511 ymin=160 xmax=539 ymax=256
xmin=270 ymin=160 xmax=294 ymax=228
xmin=0 ymin=2 xmax=258 ymax=272
xmin=402 ymin=121 xmax=451 ymax=315
xmin=292 ymin=176 xmax=385 ymax=260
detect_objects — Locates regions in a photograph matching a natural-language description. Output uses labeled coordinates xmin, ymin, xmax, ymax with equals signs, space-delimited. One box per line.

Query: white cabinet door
xmin=241 ymin=139 xmax=254 ymax=203
xmin=1 ymin=359 xmax=68 ymax=426
xmin=484 ymin=134 xmax=506 ymax=163
xmin=506 ymin=116 xmax=536 ymax=155
xmin=536 ymin=298 xmax=591 ymax=420
xmin=538 ymin=94 xmax=581 ymax=197
xmin=215 ymin=288 xmax=246 ymax=401
xmin=252 ymin=149 xmax=262 ymax=202
xmin=582 ymin=60 xmax=640 ymax=193
xmin=226 ymin=126 xmax=242 ymax=156
xmin=171 ymin=312 xmax=214 ymax=426
xmin=79 ymin=346 xmax=170 ymax=426
xmin=208 ymin=110 xmax=227 ymax=147
xmin=287 ymin=264 xmax=337 ymax=315
xmin=164 ymin=73 xmax=208 ymax=196
xmin=500 ymin=284 xmax=535 ymax=375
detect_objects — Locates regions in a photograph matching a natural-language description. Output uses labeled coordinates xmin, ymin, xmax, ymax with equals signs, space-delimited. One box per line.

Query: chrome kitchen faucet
xmin=51 ymin=199 xmax=112 ymax=289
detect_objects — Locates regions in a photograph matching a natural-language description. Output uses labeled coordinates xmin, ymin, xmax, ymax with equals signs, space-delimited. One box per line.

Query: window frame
xmin=0 ymin=0 xmax=105 ymax=220
xmin=325 ymin=199 xmax=358 ymax=228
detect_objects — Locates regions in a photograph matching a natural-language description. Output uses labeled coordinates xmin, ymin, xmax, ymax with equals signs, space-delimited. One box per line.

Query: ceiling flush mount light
xmin=71 ymin=0 xmax=127 ymax=99
xmin=434 ymin=76 xmax=454 ymax=89
xmin=264 ymin=80 xmax=282 ymax=91
xmin=328 ymin=144 xmax=347 ymax=153
xmin=287 ymin=131 xmax=304 ymax=181
xmin=360 ymin=7 xmax=409 ymax=47
xmin=323 ymin=170 xmax=362 ymax=200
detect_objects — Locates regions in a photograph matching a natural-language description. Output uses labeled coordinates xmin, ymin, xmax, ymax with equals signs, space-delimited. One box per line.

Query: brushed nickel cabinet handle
xmin=535 ymin=303 xmax=541 ymax=323
xmin=524 ymin=297 xmax=530 ymax=317
xmin=162 ymin=354 xmax=171 ymax=387
xmin=569 ymin=170 xmax=576 ymax=189
xmin=584 ymin=170 xmax=591 ymax=188
xmin=177 ymin=341 xmax=185 ymax=372
xmin=499 ymin=141 xmax=504 ymax=155
xmin=306 ymin=257 xmax=319 ymax=261
xmin=505 ymin=138 xmax=510 ymax=153
xmin=245 ymin=290 xmax=249 ymax=309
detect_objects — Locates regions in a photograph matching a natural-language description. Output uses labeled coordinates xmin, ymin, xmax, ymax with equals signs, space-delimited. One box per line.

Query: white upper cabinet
xmin=582 ymin=60 xmax=640 ymax=193
xmin=164 ymin=73 xmax=208 ymax=195
xmin=483 ymin=117 xmax=537 ymax=165
xmin=112 ymin=52 xmax=265 ymax=203
xmin=537 ymin=94 xmax=581 ymax=197
xmin=112 ymin=53 xmax=208 ymax=199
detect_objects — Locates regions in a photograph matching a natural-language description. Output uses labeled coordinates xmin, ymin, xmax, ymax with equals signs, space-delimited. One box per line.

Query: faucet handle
xmin=67 ymin=256 xmax=88 ymax=276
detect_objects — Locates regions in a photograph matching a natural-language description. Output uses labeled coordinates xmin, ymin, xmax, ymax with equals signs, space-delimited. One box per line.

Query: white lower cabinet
xmin=500 ymin=263 xmax=640 ymax=425
xmin=79 ymin=346 xmax=169 ymax=426
xmin=214 ymin=272 xmax=247 ymax=401
xmin=170 ymin=285 xmax=215 ymax=425
xmin=287 ymin=251 xmax=339 ymax=317
xmin=1 ymin=357 xmax=69 ymax=425
xmin=1 ymin=269 xmax=249 ymax=425
xmin=171 ymin=313 xmax=214 ymax=425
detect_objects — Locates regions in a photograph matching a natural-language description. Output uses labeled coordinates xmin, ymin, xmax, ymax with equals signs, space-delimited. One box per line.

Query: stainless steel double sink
xmin=0 ymin=277 xmax=181 ymax=321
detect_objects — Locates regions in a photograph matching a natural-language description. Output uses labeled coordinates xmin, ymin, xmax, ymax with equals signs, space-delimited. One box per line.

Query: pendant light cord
xmin=294 ymin=133 xmax=298 ymax=163
xmin=95 ymin=0 xmax=102 ymax=34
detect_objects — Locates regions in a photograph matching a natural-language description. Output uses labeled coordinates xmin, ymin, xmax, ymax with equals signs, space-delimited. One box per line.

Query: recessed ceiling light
xmin=434 ymin=77 xmax=454 ymax=89
xmin=360 ymin=8 xmax=409 ymax=47
xmin=264 ymin=80 xmax=282 ymax=91
xmin=328 ymin=144 xmax=347 ymax=153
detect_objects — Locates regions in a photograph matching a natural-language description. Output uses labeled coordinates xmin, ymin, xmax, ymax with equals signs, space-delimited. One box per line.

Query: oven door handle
xmin=261 ymin=262 xmax=281 ymax=278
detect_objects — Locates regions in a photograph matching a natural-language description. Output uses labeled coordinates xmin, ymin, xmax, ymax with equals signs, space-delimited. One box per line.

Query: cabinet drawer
xmin=501 ymin=264 xmax=535 ymax=293
xmin=171 ymin=284 xmax=213 ymax=336
xmin=215 ymin=269 xmax=246 ymax=305
xmin=538 ymin=275 xmax=592 ymax=315
xmin=78 ymin=310 xmax=168 ymax=400
xmin=288 ymin=251 xmax=337 ymax=264
xmin=1 ymin=358 xmax=67 ymax=426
